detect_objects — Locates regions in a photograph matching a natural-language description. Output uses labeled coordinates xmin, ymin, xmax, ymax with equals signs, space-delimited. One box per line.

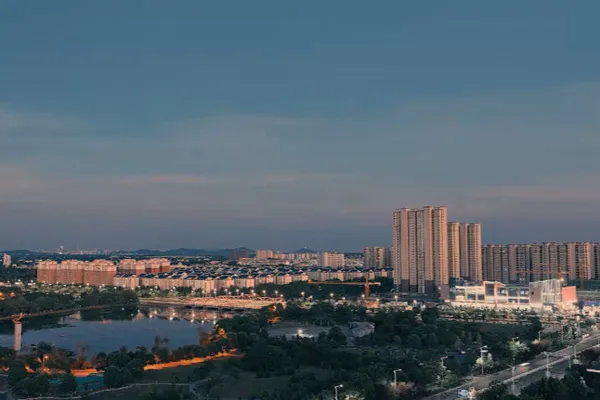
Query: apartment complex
xmin=318 ymin=252 xmax=345 ymax=268
xmin=482 ymin=242 xmax=600 ymax=284
xmin=460 ymin=223 xmax=482 ymax=281
xmin=117 ymin=258 xmax=171 ymax=274
xmin=255 ymin=250 xmax=274 ymax=260
xmin=37 ymin=258 xmax=171 ymax=286
xmin=2 ymin=254 xmax=11 ymax=267
xmin=447 ymin=222 xmax=482 ymax=281
xmin=363 ymin=247 xmax=390 ymax=268
xmin=447 ymin=222 xmax=461 ymax=279
xmin=392 ymin=206 xmax=448 ymax=294
xmin=37 ymin=259 xmax=117 ymax=286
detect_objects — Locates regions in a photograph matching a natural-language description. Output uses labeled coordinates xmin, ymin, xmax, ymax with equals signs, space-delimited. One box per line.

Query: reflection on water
xmin=0 ymin=307 xmax=224 ymax=354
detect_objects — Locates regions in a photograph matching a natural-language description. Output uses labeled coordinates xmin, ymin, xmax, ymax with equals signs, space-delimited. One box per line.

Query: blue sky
xmin=2 ymin=1 xmax=600 ymax=251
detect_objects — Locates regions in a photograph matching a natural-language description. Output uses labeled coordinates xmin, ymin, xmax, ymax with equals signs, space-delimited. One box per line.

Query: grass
xmin=88 ymin=384 xmax=189 ymax=400
xmin=208 ymin=366 xmax=332 ymax=399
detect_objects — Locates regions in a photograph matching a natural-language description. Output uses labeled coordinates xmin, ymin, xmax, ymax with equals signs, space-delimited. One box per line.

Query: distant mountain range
xmin=120 ymin=248 xmax=255 ymax=257
xmin=1 ymin=247 xmax=356 ymax=258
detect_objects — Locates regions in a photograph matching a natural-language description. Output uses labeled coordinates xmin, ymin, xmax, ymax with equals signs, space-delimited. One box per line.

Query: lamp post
xmin=511 ymin=365 xmax=516 ymax=395
xmin=545 ymin=351 xmax=550 ymax=378
xmin=334 ymin=384 xmax=343 ymax=400
xmin=393 ymin=369 xmax=403 ymax=385
xmin=480 ymin=345 xmax=488 ymax=375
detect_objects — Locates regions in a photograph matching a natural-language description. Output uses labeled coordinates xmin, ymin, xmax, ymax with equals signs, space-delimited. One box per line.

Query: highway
xmin=426 ymin=333 xmax=600 ymax=400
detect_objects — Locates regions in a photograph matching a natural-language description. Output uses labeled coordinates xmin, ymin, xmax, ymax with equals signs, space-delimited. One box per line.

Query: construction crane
xmin=307 ymin=276 xmax=381 ymax=298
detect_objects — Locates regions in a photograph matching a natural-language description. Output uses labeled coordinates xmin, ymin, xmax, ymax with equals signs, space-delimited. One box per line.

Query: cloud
xmin=0 ymin=105 xmax=82 ymax=136
xmin=3 ymin=81 xmax=600 ymax=248
xmin=107 ymin=174 xmax=211 ymax=185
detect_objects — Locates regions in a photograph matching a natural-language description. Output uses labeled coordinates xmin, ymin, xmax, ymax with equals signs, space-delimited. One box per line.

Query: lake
xmin=0 ymin=306 xmax=224 ymax=354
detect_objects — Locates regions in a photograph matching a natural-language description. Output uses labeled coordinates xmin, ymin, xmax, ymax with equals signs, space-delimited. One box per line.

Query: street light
xmin=393 ymin=369 xmax=402 ymax=385
xmin=298 ymin=329 xmax=303 ymax=336
xmin=334 ymin=384 xmax=343 ymax=400
xmin=511 ymin=365 xmax=516 ymax=395
xmin=480 ymin=345 xmax=489 ymax=375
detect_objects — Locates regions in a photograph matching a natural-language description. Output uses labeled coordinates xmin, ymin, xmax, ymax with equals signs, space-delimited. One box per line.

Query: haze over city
xmin=2 ymin=2 xmax=600 ymax=251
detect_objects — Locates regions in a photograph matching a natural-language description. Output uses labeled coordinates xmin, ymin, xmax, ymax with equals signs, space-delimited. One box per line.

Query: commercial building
xmin=363 ymin=247 xmax=390 ymax=268
xmin=318 ymin=252 xmax=345 ymax=268
xmin=453 ymin=279 xmax=576 ymax=310
xmin=2 ymin=254 xmax=11 ymax=267
xmin=392 ymin=206 xmax=448 ymax=294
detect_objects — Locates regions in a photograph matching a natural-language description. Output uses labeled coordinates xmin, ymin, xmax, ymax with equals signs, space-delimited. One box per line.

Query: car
xmin=458 ymin=389 xmax=469 ymax=398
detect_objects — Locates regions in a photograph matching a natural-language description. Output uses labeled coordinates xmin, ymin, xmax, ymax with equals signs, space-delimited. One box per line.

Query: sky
xmin=2 ymin=1 xmax=600 ymax=251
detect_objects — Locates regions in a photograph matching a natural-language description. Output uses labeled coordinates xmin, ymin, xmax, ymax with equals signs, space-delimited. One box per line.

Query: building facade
xmin=318 ymin=252 xmax=345 ymax=268
xmin=2 ymin=254 xmax=11 ymax=267
xmin=255 ymin=250 xmax=274 ymax=260
xmin=459 ymin=223 xmax=482 ymax=281
xmin=392 ymin=206 xmax=448 ymax=294
xmin=481 ymin=242 xmax=600 ymax=285
xmin=447 ymin=222 xmax=461 ymax=279
xmin=363 ymin=247 xmax=389 ymax=268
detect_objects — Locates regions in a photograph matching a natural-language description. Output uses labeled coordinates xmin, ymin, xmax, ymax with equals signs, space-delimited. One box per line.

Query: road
xmin=427 ymin=333 xmax=600 ymax=400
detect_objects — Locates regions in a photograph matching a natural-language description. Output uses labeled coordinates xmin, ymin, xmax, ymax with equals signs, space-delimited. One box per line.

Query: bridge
xmin=1 ymin=303 xmax=137 ymax=352
xmin=0 ymin=303 xmax=137 ymax=323
xmin=140 ymin=295 xmax=286 ymax=311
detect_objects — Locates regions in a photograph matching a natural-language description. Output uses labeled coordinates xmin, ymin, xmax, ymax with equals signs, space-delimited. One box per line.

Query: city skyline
xmin=2 ymin=2 xmax=600 ymax=250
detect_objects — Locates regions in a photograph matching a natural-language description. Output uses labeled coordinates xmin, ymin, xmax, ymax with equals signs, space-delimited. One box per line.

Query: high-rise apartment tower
xmin=392 ymin=206 xmax=448 ymax=294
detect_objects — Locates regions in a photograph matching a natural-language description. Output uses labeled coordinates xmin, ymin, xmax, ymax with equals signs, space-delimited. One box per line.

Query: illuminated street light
xmin=298 ymin=329 xmax=303 ymax=336
xmin=334 ymin=384 xmax=343 ymax=400
xmin=393 ymin=368 xmax=402 ymax=385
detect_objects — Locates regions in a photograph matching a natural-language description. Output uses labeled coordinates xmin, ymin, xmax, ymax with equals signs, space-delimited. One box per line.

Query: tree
xmin=406 ymin=334 xmax=422 ymax=349
xmin=59 ymin=373 xmax=78 ymax=393
xmin=8 ymin=360 xmax=27 ymax=386
xmin=19 ymin=374 xmax=50 ymax=397
xmin=104 ymin=366 xmax=123 ymax=388
xmin=127 ymin=358 xmax=145 ymax=379
xmin=327 ymin=326 xmax=347 ymax=346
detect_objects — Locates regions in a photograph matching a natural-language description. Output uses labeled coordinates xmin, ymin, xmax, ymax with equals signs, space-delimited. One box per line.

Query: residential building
xmin=319 ymin=252 xmax=345 ymax=268
xmin=2 ymin=254 xmax=11 ymax=267
xmin=363 ymin=247 xmax=389 ymax=268
xmin=459 ymin=223 xmax=482 ymax=281
xmin=447 ymin=222 xmax=461 ymax=279
xmin=568 ymin=242 xmax=594 ymax=281
xmin=481 ymin=244 xmax=509 ymax=283
xmin=255 ymin=250 xmax=274 ymax=260
xmin=392 ymin=206 xmax=448 ymax=294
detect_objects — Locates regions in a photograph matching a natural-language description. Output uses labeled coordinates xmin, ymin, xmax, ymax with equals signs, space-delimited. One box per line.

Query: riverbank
xmin=69 ymin=350 xmax=239 ymax=378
